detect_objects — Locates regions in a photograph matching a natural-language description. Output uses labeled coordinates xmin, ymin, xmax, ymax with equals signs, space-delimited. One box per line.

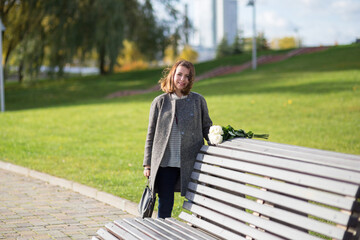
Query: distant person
xmin=143 ymin=59 xmax=213 ymax=218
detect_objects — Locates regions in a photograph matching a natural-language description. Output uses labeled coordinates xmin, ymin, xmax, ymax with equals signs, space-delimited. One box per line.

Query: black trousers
xmin=155 ymin=167 xmax=180 ymax=218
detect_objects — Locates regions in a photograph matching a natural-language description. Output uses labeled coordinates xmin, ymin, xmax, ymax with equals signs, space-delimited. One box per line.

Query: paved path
xmin=0 ymin=168 xmax=134 ymax=240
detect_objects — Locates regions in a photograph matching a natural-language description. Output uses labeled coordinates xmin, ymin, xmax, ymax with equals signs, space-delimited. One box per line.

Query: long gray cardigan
xmin=143 ymin=92 xmax=212 ymax=196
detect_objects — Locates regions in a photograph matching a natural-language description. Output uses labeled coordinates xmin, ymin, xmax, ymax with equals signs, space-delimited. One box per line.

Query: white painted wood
xmin=135 ymin=218 xmax=177 ymax=240
xmin=179 ymin=212 xmax=246 ymax=240
xmin=156 ymin=218 xmax=209 ymax=240
xmin=165 ymin=218 xmax=219 ymax=240
xmin=152 ymin=219 xmax=193 ymax=240
xmin=197 ymin=153 xmax=359 ymax=197
xmin=123 ymin=218 xmax=168 ymax=240
xmin=182 ymin=201 xmax=284 ymax=240
xmin=184 ymin=191 xmax=321 ymax=240
xmin=145 ymin=218 xmax=187 ymax=240
xmin=221 ymin=138 xmax=360 ymax=162
xmin=186 ymin=183 xmax=347 ymax=240
xmin=96 ymin=139 xmax=360 ymax=240
xmin=220 ymin=140 xmax=360 ymax=172
xmin=191 ymin=166 xmax=352 ymax=225
xmin=201 ymin=146 xmax=360 ymax=184
xmin=97 ymin=228 xmax=120 ymax=240
xmin=110 ymin=221 xmax=149 ymax=240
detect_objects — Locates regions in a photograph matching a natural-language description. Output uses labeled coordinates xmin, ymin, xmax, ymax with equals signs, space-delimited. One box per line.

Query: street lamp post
xmin=247 ymin=0 xmax=257 ymax=70
xmin=0 ymin=19 xmax=5 ymax=112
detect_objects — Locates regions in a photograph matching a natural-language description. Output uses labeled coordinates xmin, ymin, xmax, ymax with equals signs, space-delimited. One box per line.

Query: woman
xmin=143 ymin=60 xmax=212 ymax=218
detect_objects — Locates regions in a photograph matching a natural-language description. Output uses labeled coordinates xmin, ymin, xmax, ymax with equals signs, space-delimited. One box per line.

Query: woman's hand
xmin=143 ymin=166 xmax=151 ymax=178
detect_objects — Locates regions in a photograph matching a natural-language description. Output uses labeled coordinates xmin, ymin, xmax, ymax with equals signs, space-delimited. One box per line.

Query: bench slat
xmin=182 ymin=201 xmax=284 ymax=240
xmin=107 ymin=222 xmax=144 ymax=240
xmin=123 ymin=218 xmax=168 ymax=240
xmin=197 ymin=153 xmax=359 ymax=198
xmin=151 ymin=219 xmax=191 ymax=240
xmin=179 ymin=211 xmax=246 ymax=240
xmin=224 ymin=138 xmax=360 ymax=162
xmin=185 ymin=191 xmax=321 ymax=240
xmin=201 ymin=146 xmax=360 ymax=184
xmin=193 ymin=162 xmax=355 ymax=224
xmin=135 ymin=219 xmax=179 ymax=240
xmin=165 ymin=218 xmax=219 ymax=240
xmin=97 ymin=227 xmax=126 ymax=240
xmin=186 ymin=183 xmax=348 ymax=239
xmin=221 ymin=140 xmax=360 ymax=172
xmin=156 ymin=218 xmax=209 ymax=240
xmin=144 ymin=218 xmax=187 ymax=240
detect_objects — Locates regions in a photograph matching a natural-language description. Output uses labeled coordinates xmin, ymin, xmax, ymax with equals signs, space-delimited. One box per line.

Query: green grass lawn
xmin=4 ymin=68 xmax=165 ymax=111
xmin=1 ymin=44 xmax=359 ymax=218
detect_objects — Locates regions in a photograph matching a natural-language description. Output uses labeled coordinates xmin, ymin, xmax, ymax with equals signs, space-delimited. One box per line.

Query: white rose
xmin=209 ymin=125 xmax=223 ymax=135
xmin=209 ymin=133 xmax=223 ymax=145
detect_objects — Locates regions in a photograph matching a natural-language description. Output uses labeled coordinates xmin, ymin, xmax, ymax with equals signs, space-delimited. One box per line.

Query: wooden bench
xmin=94 ymin=138 xmax=360 ymax=240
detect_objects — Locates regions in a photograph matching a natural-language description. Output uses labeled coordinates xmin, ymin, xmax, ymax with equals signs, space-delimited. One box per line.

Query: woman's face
xmin=173 ymin=65 xmax=190 ymax=94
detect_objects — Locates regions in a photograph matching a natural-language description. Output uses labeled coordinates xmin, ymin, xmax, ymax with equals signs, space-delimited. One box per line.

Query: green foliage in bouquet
xmin=222 ymin=125 xmax=269 ymax=141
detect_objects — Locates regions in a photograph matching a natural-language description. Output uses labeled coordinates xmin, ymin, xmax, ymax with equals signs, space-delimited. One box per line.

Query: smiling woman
xmin=142 ymin=59 xmax=213 ymax=218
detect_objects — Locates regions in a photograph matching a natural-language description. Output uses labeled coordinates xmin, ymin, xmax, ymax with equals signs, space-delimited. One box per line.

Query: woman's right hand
xmin=143 ymin=166 xmax=150 ymax=178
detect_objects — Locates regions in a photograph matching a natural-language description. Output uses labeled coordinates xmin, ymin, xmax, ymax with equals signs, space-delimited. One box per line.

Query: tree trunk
xmin=18 ymin=62 xmax=23 ymax=83
xmin=99 ymin=45 xmax=107 ymax=75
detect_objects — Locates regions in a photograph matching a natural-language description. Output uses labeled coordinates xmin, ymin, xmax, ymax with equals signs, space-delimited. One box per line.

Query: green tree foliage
xmin=257 ymin=32 xmax=269 ymax=50
xmin=1 ymin=0 xmax=45 ymax=82
xmin=163 ymin=29 xmax=181 ymax=65
xmin=125 ymin=0 xmax=168 ymax=62
xmin=242 ymin=32 xmax=269 ymax=52
xmin=92 ymin=0 xmax=125 ymax=74
xmin=231 ymin=33 xmax=243 ymax=54
xmin=1 ymin=0 xmax=176 ymax=81
xmin=160 ymin=1 xmax=194 ymax=65
xmin=216 ymin=36 xmax=231 ymax=58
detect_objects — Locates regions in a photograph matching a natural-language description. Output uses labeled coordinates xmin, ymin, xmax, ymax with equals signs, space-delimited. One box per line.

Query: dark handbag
xmin=138 ymin=179 xmax=156 ymax=218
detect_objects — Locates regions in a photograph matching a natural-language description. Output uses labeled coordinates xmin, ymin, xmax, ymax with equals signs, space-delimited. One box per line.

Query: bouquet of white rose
xmin=208 ymin=125 xmax=269 ymax=145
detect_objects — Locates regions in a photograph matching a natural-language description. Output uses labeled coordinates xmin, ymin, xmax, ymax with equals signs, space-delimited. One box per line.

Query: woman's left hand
xmin=143 ymin=166 xmax=150 ymax=178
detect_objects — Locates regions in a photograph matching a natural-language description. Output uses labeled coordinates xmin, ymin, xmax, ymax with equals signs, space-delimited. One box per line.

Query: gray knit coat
xmin=143 ymin=92 xmax=212 ymax=196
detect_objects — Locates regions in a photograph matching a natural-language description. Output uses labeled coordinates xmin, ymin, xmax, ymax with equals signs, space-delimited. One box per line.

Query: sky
xmin=155 ymin=0 xmax=360 ymax=47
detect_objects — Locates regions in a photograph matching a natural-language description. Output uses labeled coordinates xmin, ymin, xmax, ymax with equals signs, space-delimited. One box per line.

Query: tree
xmin=242 ymin=32 xmax=269 ymax=52
xmin=216 ymin=36 xmax=231 ymax=58
xmin=116 ymin=39 xmax=148 ymax=71
xmin=2 ymin=0 xmax=46 ymax=82
xmin=2 ymin=0 xmax=180 ymax=80
xmin=163 ymin=45 xmax=177 ymax=65
xmin=257 ymin=31 xmax=269 ymax=50
xmin=163 ymin=29 xmax=181 ymax=65
xmin=231 ymin=33 xmax=243 ymax=54
xmin=127 ymin=0 xmax=167 ymax=62
xmin=183 ymin=3 xmax=191 ymax=45
xmin=178 ymin=45 xmax=198 ymax=63
xmin=270 ymin=37 xmax=297 ymax=50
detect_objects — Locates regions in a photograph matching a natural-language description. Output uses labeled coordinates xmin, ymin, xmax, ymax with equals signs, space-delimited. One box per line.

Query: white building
xmin=190 ymin=0 xmax=238 ymax=61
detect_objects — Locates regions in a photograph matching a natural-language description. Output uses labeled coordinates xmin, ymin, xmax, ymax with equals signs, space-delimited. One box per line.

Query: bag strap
xmin=146 ymin=176 xmax=156 ymax=197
